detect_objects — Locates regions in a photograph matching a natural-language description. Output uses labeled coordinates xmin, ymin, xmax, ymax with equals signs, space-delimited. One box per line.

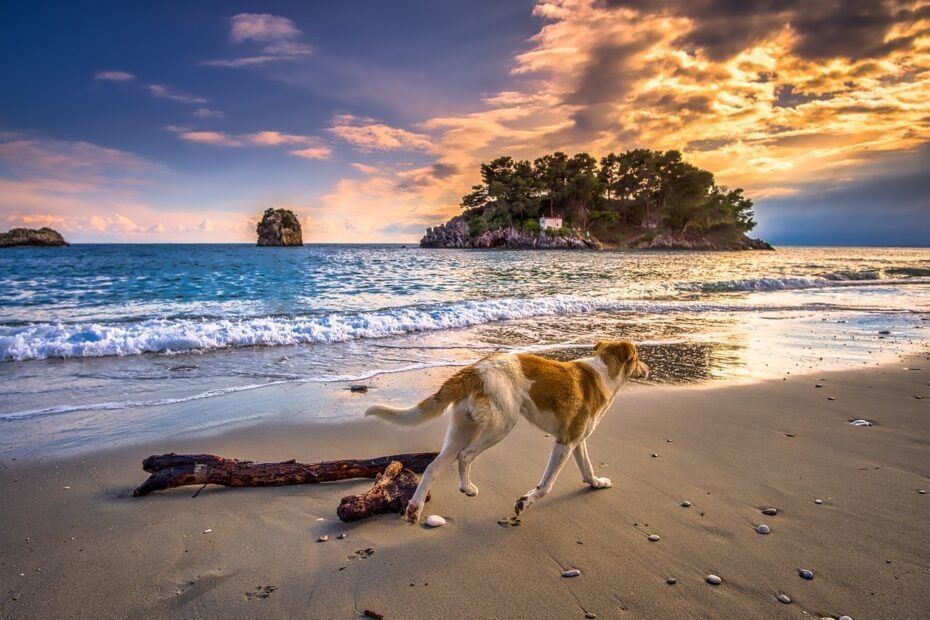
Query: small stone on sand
xmin=706 ymin=574 xmax=722 ymax=585
xmin=317 ymin=535 xmax=329 ymax=542
xmin=828 ymin=396 xmax=836 ymax=400
xmin=681 ymin=500 xmax=692 ymax=507
xmin=815 ymin=384 xmax=823 ymax=388
xmin=425 ymin=515 xmax=446 ymax=527
xmin=337 ymin=533 xmax=347 ymax=540
xmin=777 ymin=594 xmax=792 ymax=604
xmin=757 ymin=524 xmax=771 ymax=534
xmin=349 ymin=385 xmax=368 ymax=393
xmin=918 ymin=489 xmax=926 ymax=494
xmin=562 ymin=568 xmax=581 ymax=578
xmin=838 ymin=615 xmax=853 ymax=620
xmin=648 ymin=534 xmax=660 ymax=542
xmin=585 ymin=612 xmax=597 ymax=619
xmin=651 ymin=453 xmax=659 ymax=458
xmin=202 ymin=529 xmax=212 ymax=534
xmin=850 ymin=419 xmax=873 ymax=427
xmin=799 ymin=569 xmax=814 ymax=580
xmin=762 ymin=507 xmax=778 ymax=516
xmin=814 ymin=499 xmax=823 ymax=504
xmin=666 ymin=577 xmax=677 ymax=585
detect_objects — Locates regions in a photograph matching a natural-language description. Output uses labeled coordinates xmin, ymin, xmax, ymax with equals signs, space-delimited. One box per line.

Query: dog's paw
xmin=514 ymin=495 xmax=529 ymax=516
xmin=588 ymin=476 xmax=612 ymax=489
xmin=460 ymin=483 xmax=479 ymax=497
xmin=402 ymin=500 xmax=422 ymax=524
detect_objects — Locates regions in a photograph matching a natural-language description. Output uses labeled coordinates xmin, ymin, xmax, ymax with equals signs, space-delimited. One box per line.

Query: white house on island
xmin=539 ymin=216 xmax=563 ymax=230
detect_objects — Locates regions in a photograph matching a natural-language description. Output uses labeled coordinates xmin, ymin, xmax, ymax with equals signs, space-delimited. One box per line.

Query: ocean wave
xmin=686 ymin=268 xmax=930 ymax=293
xmin=0 ymin=296 xmax=823 ymax=361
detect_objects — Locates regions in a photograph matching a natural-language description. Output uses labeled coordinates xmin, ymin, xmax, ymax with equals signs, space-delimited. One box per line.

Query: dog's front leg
xmin=573 ymin=440 xmax=611 ymax=488
xmin=514 ymin=441 xmax=574 ymax=516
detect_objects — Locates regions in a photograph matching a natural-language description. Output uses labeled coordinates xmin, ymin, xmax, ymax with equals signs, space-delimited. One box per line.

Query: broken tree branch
xmin=133 ymin=452 xmax=438 ymax=497
xmin=337 ymin=460 xmax=426 ymax=522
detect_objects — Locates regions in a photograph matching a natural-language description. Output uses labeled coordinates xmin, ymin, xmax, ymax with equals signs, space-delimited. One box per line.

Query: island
xmin=0 ymin=227 xmax=69 ymax=247
xmin=421 ymin=149 xmax=772 ymax=250
xmin=256 ymin=208 xmax=303 ymax=246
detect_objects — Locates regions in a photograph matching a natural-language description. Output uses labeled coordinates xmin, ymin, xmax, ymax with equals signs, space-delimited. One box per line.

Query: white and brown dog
xmin=365 ymin=340 xmax=648 ymax=523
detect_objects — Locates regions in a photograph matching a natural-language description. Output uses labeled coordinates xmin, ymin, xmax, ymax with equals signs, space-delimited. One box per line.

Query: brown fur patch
xmin=595 ymin=340 xmax=637 ymax=379
xmin=517 ymin=354 xmax=609 ymax=444
xmin=417 ymin=366 xmax=484 ymax=418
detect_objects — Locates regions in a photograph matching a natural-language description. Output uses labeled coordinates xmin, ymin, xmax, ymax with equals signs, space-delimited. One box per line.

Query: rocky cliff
xmin=619 ymin=231 xmax=774 ymax=251
xmin=420 ymin=217 xmax=601 ymax=250
xmin=0 ymin=227 xmax=69 ymax=247
xmin=256 ymin=208 xmax=303 ymax=246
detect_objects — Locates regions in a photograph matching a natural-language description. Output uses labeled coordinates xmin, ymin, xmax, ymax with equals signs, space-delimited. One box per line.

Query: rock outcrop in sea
xmin=621 ymin=232 xmax=774 ymax=251
xmin=256 ymin=208 xmax=303 ymax=246
xmin=0 ymin=227 xmax=69 ymax=247
xmin=420 ymin=217 xmax=601 ymax=250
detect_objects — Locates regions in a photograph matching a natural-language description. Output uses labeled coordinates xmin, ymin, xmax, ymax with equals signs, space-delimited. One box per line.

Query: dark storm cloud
xmin=603 ymin=0 xmax=916 ymax=61
xmin=430 ymin=162 xmax=458 ymax=178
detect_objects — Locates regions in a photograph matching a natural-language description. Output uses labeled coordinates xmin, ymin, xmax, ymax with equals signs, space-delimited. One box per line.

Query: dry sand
xmin=1 ymin=356 xmax=929 ymax=619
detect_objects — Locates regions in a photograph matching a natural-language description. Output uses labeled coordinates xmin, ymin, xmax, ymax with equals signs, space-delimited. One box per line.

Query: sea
xmin=1 ymin=245 xmax=928 ymax=457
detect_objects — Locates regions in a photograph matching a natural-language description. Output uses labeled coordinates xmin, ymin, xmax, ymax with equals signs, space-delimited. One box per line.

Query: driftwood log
xmin=337 ymin=460 xmax=427 ymax=522
xmin=133 ymin=452 xmax=438 ymax=497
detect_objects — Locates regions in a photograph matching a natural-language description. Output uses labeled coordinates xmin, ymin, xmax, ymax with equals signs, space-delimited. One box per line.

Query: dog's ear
xmin=594 ymin=340 xmax=608 ymax=352
xmin=596 ymin=340 xmax=637 ymax=378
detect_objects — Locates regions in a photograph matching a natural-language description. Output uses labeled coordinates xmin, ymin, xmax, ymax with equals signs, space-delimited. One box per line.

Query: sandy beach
xmin=2 ymin=351 xmax=928 ymax=619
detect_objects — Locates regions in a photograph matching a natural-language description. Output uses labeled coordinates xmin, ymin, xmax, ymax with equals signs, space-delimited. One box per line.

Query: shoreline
xmin=2 ymin=353 xmax=928 ymax=617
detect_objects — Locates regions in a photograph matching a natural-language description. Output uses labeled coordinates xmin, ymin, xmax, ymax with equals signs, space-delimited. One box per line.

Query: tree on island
xmin=457 ymin=149 xmax=757 ymax=243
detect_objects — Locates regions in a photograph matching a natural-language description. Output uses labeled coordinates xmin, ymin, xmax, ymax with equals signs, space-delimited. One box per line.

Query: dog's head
xmin=594 ymin=340 xmax=649 ymax=380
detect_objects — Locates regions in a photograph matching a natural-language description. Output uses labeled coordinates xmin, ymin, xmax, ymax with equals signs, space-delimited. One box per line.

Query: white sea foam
xmin=685 ymin=270 xmax=930 ymax=293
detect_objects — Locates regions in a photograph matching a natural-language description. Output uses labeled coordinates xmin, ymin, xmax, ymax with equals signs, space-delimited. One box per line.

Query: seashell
xmin=561 ymin=568 xmax=581 ymax=578
xmin=584 ymin=613 xmax=597 ymax=619
xmin=761 ymin=507 xmax=778 ymax=516
xmin=827 ymin=396 xmax=836 ymax=400
xmin=814 ymin=499 xmax=823 ymax=504
xmin=850 ymin=419 xmax=872 ymax=427
xmin=681 ymin=500 xmax=692 ymax=507
xmin=918 ymin=489 xmax=927 ymax=494
xmin=651 ymin=453 xmax=659 ymax=458
xmin=815 ymin=384 xmax=823 ymax=388
xmin=317 ymin=535 xmax=329 ymax=542
xmin=202 ymin=529 xmax=212 ymax=534
xmin=776 ymin=594 xmax=792 ymax=604
xmin=705 ymin=574 xmax=722 ymax=585
xmin=838 ymin=616 xmax=853 ymax=620
xmin=647 ymin=534 xmax=660 ymax=542
xmin=799 ymin=568 xmax=814 ymax=580
xmin=424 ymin=515 xmax=446 ymax=527
xmin=756 ymin=524 xmax=770 ymax=534
xmin=666 ymin=577 xmax=677 ymax=585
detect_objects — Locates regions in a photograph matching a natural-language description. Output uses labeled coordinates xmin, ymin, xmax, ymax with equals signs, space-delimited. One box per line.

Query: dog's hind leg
xmin=514 ymin=441 xmax=575 ymax=516
xmin=404 ymin=411 xmax=478 ymax=524
xmin=573 ymin=440 xmax=612 ymax=488
xmin=457 ymin=412 xmax=513 ymax=497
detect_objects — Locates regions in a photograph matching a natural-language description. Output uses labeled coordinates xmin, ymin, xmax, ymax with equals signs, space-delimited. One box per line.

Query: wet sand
xmin=1 ymin=355 xmax=929 ymax=619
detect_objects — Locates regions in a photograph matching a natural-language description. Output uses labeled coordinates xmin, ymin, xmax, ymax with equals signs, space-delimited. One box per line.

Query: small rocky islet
xmin=256 ymin=208 xmax=303 ymax=246
xmin=0 ymin=227 xmax=69 ymax=247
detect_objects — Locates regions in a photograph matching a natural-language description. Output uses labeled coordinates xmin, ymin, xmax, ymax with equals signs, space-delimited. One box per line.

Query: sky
xmin=1 ymin=0 xmax=928 ymax=245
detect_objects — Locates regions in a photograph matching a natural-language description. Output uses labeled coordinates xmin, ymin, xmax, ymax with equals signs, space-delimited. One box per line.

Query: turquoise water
xmin=1 ymin=244 xmax=928 ymax=453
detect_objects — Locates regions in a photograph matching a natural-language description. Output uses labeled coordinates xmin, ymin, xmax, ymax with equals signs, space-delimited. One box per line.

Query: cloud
xmin=328 ymin=114 xmax=434 ymax=152
xmin=94 ymin=70 xmax=135 ymax=82
xmin=146 ymin=84 xmax=207 ymax=104
xmin=166 ymin=126 xmax=330 ymax=158
xmin=230 ymin=13 xmax=300 ymax=43
xmin=203 ymin=13 xmax=312 ymax=68
xmin=198 ymin=218 xmax=214 ymax=232
xmin=193 ymin=108 xmax=225 ymax=119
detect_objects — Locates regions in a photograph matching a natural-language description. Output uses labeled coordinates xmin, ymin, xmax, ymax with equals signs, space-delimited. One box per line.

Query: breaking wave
xmin=686 ymin=268 xmax=930 ymax=293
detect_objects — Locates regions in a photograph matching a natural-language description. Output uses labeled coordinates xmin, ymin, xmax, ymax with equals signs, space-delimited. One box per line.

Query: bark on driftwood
xmin=337 ymin=460 xmax=426 ymax=522
xmin=133 ymin=452 xmax=437 ymax=497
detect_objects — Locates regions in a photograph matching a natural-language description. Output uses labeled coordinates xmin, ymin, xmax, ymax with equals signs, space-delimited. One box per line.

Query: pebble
xmin=762 ymin=507 xmax=778 ymax=516
xmin=850 ymin=419 xmax=873 ymax=427
xmin=814 ymin=499 xmax=823 ymax=504
xmin=815 ymin=384 xmax=823 ymax=388
xmin=680 ymin=500 xmax=692 ymax=507
xmin=666 ymin=577 xmax=677 ymax=585
xmin=647 ymin=534 xmax=660 ymax=542
xmin=562 ymin=568 xmax=581 ymax=578
xmin=919 ymin=490 xmax=927 ymax=494
xmin=317 ymin=535 xmax=329 ymax=542
xmin=799 ymin=569 xmax=814 ymax=580
xmin=651 ymin=453 xmax=659 ymax=458
xmin=337 ymin=533 xmax=347 ymax=540
xmin=585 ymin=612 xmax=597 ymax=619
xmin=63 ymin=486 xmax=70 ymax=490
xmin=425 ymin=515 xmax=446 ymax=528
xmin=350 ymin=385 xmax=368 ymax=393
xmin=839 ymin=616 xmax=853 ymax=620
xmin=828 ymin=396 xmax=836 ymax=400
xmin=777 ymin=594 xmax=792 ymax=604
xmin=202 ymin=529 xmax=212 ymax=534
xmin=878 ymin=330 xmax=891 ymax=335
xmin=705 ymin=574 xmax=722 ymax=585
xmin=757 ymin=524 xmax=771 ymax=534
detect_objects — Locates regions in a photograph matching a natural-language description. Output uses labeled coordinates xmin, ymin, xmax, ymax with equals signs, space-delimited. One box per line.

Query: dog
xmin=365 ymin=340 xmax=649 ymax=523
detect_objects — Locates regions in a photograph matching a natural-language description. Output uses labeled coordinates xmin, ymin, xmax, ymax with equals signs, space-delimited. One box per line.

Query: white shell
xmin=424 ymin=515 xmax=446 ymax=527
xmin=777 ymin=594 xmax=792 ymax=604
xmin=317 ymin=535 xmax=329 ymax=542
xmin=562 ymin=568 xmax=581 ymax=578
xmin=705 ymin=574 xmax=722 ymax=585
xmin=918 ymin=489 xmax=926 ymax=494
xmin=762 ymin=507 xmax=778 ymax=516
xmin=648 ymin=534 xmax=660 ymax=542
xmin=838 ymin=616 xmax=852 ymax=620
xmin=814 ymin=499 xmax=823 ymax=504
xmin=850 ymin=419 xmax=872 ymax=427
xmin=202 ymin=529 xmax=212 ymax=534
xmin=757 ymin=524 xmax=771 ymax=534
xmin=681 ymin=501 xmax=692 ymax=507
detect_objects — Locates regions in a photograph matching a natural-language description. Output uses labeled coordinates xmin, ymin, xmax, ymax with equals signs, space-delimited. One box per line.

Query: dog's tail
xmin=365 ymin=366 xmax=482 ymax=427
